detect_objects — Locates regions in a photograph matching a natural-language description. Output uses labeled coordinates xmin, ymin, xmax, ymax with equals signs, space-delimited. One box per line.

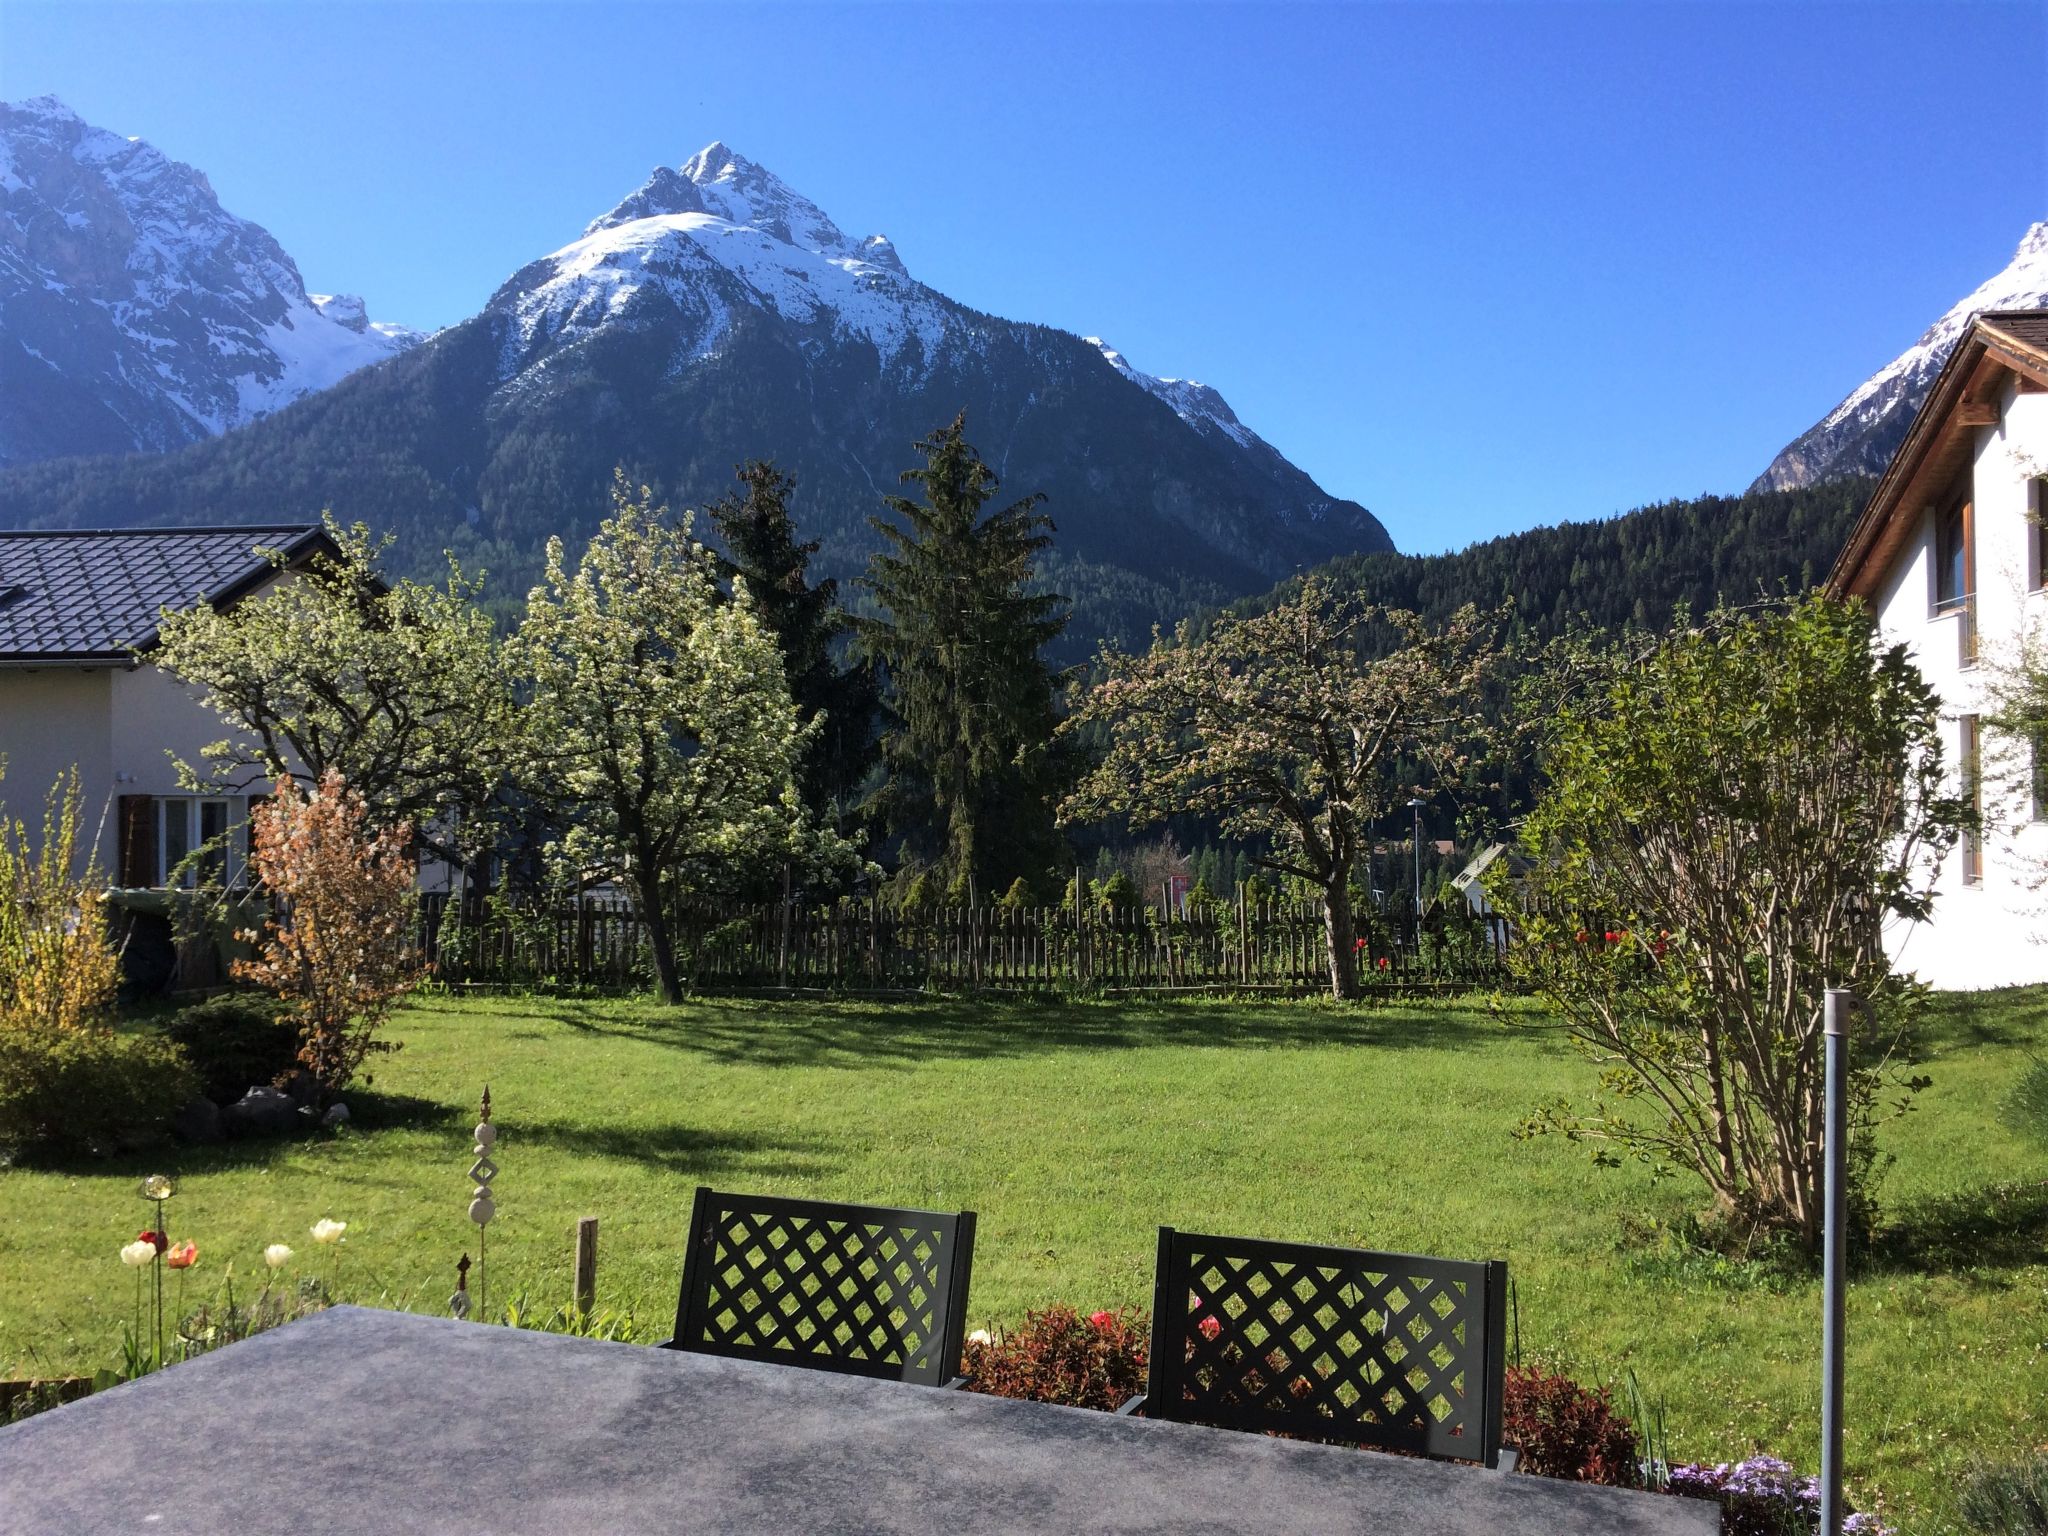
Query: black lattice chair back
xmin=1134 ymin=1227 xmax=1507 ymax=1466
xmin=665 ymin=1186 xmax=977 ymax=1387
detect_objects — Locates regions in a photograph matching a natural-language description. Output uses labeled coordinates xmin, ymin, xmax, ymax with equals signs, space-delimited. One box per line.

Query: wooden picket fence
xmin=412 ymin=893 xmax=1515 ymax=995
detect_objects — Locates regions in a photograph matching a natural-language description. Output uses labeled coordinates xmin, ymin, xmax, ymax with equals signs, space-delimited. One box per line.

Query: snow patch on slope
xmin=1086 ymin=337 xmax=1257 ymax=449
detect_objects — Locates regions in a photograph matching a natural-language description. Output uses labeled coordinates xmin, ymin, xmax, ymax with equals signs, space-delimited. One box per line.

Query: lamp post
xmin=1406 ymin=797 xmax=1426 ymax=923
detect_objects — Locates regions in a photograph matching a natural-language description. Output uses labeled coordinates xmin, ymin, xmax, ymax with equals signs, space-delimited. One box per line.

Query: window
xmin=1934 ymin=499 xmax=1968 ymax=613
xmin=1961 ymin=717 xmax=1983 ymax=886
xmin=2033 ymin=725 xmax=2048 ymax=825
xmin=2032 ymin=476 xmax=2047 ymax=592
xmin=155 ymin=798 xmax=234 ymax=887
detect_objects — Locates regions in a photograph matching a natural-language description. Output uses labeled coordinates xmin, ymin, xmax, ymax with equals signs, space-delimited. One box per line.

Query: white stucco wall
xmin=1872 ymin=376 xmax=2048 ymax=989
xmin=0 ymin=667 xmax=118 ymax=868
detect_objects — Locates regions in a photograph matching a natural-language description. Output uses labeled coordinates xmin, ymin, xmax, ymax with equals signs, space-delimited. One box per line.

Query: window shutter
xmin=117 ymin=795 xmax=157 ymax=886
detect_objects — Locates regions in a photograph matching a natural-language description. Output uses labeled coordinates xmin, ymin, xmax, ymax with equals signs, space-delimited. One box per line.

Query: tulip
xmin=263 ymin=1244 xmax=293 ymax=1270
xmin=138 ymin=1229 xmax=168 ymax=1254
xmin=120 ymin=1240 xmax=156 ymax=1267
xmin=1088 ymin=1310 xmax=1115 ymax=1329
xmin=310 ymin=1219 xmax=347 ymax=1245
xmin=165 ymin=1241 xmax=198 ymax=1270
xmin=967 ymin=1328 xmax=992 ymax=1346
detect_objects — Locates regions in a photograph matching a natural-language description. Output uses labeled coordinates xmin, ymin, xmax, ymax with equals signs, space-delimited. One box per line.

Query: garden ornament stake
xmin=1821 ymin=989 xmax=1853 ymax=1536
xmin=468 ymin=1087 xmax=497 ymax=1321
xmin=138 ymin=1174 xmax=172 ymax=1368
xmin=450 ymin=1253 xmax=471 ymax=1321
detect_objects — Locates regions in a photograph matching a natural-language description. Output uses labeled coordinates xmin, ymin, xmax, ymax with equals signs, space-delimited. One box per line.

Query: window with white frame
xmin=155 ymin=797 xmax=235 ymax=887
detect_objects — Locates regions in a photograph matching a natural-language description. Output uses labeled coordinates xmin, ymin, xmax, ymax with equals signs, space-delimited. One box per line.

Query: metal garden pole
xmin=1407 ymin=797 xmax=1426 ymax=921
xmin=1821 ymin=988 xmax=1852 ymax=1536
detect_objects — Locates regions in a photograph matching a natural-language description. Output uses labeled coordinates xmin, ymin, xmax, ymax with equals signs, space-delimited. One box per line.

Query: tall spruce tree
xmin=859 ymin=414 xmax=1070 ymax=895
xmin=706 ymin=461 xmax=878 ymax=836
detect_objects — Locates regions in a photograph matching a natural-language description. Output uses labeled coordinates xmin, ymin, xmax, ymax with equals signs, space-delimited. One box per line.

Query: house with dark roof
xmin=1829 ymin=308 xmax=2048 ymax=987
xmin=0 ymin=525 xmax=337 ymax=884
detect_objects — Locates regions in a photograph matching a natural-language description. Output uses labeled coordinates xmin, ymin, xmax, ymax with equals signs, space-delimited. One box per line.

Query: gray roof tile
xmin=0 ymin=526 xmax=327 ymax=661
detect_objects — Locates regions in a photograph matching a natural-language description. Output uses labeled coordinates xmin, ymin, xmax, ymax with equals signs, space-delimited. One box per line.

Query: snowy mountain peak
xmin=586 ymin=164 xmax=706 ymax=234
xmin=674 ymin=140 xmax=862 ymax=263
xmin=1755 ymin=218 xmax=2048 ymax=491
xmin=0 ymin=95 xmax=421 ymax=464
xmin=1086 ymin=337 xmax=1256 ymax=450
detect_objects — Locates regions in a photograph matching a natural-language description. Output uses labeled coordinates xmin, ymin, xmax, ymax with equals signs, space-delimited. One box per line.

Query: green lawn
xmin=2 ymin=988 xmax=2043 ymax=1531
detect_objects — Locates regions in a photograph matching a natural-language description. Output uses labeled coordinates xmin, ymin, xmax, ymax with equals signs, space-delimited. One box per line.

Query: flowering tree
xmin=236 ymin=769 xmax=421 ymax=1094
xmin=1498 ymin=596 xmax=1966 ymax=1249
xmin=508 ymin=475 xmax=853 ymax=1004
xmin=154 ymin=519 xmax=513 ymax=877
xmin=1061 ymin=579 xmax=1507 ymax=999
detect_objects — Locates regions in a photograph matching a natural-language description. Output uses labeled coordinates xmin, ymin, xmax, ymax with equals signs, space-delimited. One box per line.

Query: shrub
xmin=1959 ymin=1454 xmax=2048 ymax=1535
xmin=961 ymin=1305 xmax=1148 ymax=1412
xmin=1501 ymin=1365 xmax=1640 ymax=1485
xmin=236 ymin=770 xmax=421 ymax=1096
xmin=163 ymin=993 xmax=302 ymax=1104
xmin=2004 ymin=1058 xmax=2048 ymax=1151
xmin=0 ymin=1029 xmax=198 ymax=1154
xmin=1669 ymin=1456 xmax=1893 ymax=1535
xmin=0 ymin=767 xmax=121 ymax=1034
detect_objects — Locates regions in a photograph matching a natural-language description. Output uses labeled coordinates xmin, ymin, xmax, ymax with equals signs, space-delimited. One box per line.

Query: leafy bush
xmin=2004 ymin=1058 xmax=2048 ymax=1151
xmin=0 ymin=768 xmax=122 ymax=1035
xmin=163 ymin=993 xmax=300 ymax=1104
xmin=1959 ymin=1455 xmax=2048 ymax=1535
xmin=1669 ymin=1456 xmax=1892 ymax=1534
xmin=0 ymin=1029 xmax=198 ymax=1154
xmin=1501 ymin=1365 xmax=1640 ymax=1485
xmin=961 ymin=1305 xmax=1148 ymax=1412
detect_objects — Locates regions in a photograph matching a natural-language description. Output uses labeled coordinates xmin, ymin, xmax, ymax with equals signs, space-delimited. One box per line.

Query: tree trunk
xmin=1321 ymin=876 xmax=1359 ymax=1001
xmin=629 ymin=858 xmax=685 ymax=1005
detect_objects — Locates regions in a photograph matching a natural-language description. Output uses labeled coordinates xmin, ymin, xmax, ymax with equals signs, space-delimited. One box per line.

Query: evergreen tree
xmin=858 ymin=413 xmax=1070 ymax=893
xmin=706 ymin=460 xmax=879 ymax=836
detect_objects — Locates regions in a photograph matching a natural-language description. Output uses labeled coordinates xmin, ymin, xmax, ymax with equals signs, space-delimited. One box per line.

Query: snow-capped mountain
xmin=0 ymin=95 xmax=419 ymax=465
xmin=0 ymin=139 xmax=1389 ymax=653
xmin=1754 ymin=221 xmax=2048 ymax=491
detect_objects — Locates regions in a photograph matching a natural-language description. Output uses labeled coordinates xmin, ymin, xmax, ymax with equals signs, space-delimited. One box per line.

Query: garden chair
xmin=1118 ymin=1226 xmax=1511 ymax=1469
xmin=662 ymin=1185 xmax=977 ymax=1387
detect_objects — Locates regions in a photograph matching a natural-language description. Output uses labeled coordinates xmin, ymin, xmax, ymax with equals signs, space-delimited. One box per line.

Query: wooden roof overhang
xmin=1828 ymin=311 xmax=2048 ymax=601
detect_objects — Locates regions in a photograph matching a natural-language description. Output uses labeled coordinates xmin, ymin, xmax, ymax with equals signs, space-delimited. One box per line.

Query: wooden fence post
xmin=573 ymin=1216 xmax=598 ymax=1317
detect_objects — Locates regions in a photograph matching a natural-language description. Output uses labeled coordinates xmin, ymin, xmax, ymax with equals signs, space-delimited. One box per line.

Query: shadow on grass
xmin=513 ymin=1118 xmax=836 ymax=1181
xmin=1864 ymin=1178 xmax=2048 ymax=1275
xmin=1915 ymin=985 xmax=2048 ymax=1055
xmin=526 ymin=994 xmax=1511 ymax=1071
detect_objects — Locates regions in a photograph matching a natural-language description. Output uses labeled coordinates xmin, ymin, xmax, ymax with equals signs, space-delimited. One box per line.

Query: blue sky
xmin=6 ymin=1 xmax=2044 ymax=554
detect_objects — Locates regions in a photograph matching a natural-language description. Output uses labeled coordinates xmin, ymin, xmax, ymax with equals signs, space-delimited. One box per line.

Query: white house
xmin=0 ymin=524 xmax=338 ymax=886
xmin=1829 ymin=308 xmax=2048 ymax=989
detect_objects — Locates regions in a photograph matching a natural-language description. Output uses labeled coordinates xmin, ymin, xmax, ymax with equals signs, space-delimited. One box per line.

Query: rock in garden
xmin=321 ymin=1101 xmax=350 ymax=1128
xmin=222 ymin=1085 xmax=299 ymax=1138
xmin=170 ymin=1096 xmax=223 ymax=1144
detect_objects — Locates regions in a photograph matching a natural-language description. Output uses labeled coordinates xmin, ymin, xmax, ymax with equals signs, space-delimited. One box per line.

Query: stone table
xmin=0 ymin=1306 xmax=1718 ymax=1534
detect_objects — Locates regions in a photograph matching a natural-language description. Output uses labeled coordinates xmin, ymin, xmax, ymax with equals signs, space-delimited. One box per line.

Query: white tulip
xmin=967 ymin=1328 xmax=992 ymax=1346
xmin=263 ymin=1243 xmax=294 ymax=1270
xmin=119 ymin=1240 xmax=156 ymax=1267
xmin=310 ymin=1219 xmax=347 ymax=1245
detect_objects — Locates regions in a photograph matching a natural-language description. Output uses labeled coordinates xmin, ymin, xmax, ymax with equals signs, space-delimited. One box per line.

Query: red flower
xmin=1089 ymin=1310 xmax=1115 ymax=1329
xmin=1353 ymin=938 xmax=1367 ymax=952
xmin=1574 ymin=930 xmax=1589 ymax=943
xmin=1603 ymin=931 xmax=1620 ymax=944
xmin=1198 ymin=1314 xmax=1223 ymax=1341
xmin=166 ymin=1240 xmax=198 ymax=1270
xmin=1376 ymin=956 xmax=1390 ymax=970
xmin=138 ymin=1229 xmax=167 ymax=1254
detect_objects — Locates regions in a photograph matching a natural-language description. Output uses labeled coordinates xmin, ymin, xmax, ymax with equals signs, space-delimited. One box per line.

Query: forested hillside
xmin=1223 ymin=476 xmax=1872 ymax=642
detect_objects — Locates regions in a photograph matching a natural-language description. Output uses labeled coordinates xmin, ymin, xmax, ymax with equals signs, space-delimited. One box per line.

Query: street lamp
xmin=1406 ymin=797 xmax=1427 ymax=921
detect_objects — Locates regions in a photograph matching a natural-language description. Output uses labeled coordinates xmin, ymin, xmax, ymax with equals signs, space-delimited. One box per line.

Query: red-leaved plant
xmin=236 ymin=770 xmax=421 ymax=1096
xmin=961 ymin=1305 xmax=1149 ymax=1412
xmin=1501 ymin=1365 xmax=1640 ymax=1485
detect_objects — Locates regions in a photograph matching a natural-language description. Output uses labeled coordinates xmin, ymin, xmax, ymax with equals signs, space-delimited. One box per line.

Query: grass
xmin=2 ymin=986 xmax=2044 ymax=1532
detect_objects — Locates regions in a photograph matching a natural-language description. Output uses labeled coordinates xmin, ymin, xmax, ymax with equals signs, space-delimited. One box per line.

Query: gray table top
xmin=0 ymin=1306 xmax=1718 ymax=1535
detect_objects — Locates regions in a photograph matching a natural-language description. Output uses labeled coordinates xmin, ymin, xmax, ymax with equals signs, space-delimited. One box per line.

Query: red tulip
xmin=1089 ymin=1310 xmax=1114 ymax=1329
xmin=166 ymin=1241 xmax=198 ymax=1270
xmin=138 ymin=1229 xmax=167 ymax=1254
